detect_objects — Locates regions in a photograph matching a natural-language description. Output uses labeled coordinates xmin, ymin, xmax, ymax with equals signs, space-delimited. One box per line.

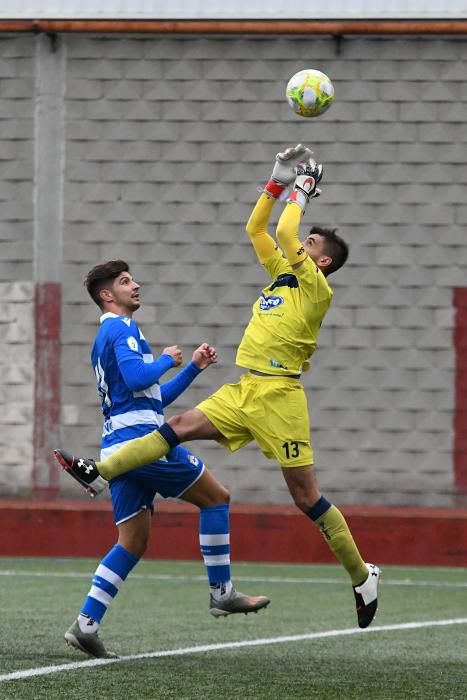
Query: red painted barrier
xmin=1 ymin=500 xmax=466 ymax=567
xmin=454 ymin=288 xmax=467 ymax=490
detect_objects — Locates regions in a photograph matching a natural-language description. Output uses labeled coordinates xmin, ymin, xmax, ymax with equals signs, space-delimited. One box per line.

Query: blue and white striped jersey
xmin=91 ymin=312 xmax=200 ymax=459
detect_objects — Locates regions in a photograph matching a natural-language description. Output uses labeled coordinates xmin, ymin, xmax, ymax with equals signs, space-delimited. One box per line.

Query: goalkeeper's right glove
xmin=288 ymin=158 xmax=323 ymax=211
xmin=264 ymin=144 xmax=313 ymax=199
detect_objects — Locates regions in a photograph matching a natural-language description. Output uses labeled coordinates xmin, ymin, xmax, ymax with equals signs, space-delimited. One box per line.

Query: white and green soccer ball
xmin=286 ymin=69 xmax=335 ymax=118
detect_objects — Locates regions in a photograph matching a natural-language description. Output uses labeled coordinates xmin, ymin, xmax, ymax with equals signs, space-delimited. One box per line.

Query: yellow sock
xmin=97 ymin=431 xmax=171 ymax=480
xmin=315 ymin=505 xmax=368 ymax=586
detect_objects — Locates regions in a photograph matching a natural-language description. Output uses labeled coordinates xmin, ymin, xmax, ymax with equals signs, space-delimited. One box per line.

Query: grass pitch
xmin=0 ymin=558 xmax=466 ymax=699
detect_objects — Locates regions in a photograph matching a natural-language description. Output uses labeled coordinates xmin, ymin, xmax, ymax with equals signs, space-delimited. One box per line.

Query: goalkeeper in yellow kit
xmin=56 ymin=144 xmax=380 ymax=628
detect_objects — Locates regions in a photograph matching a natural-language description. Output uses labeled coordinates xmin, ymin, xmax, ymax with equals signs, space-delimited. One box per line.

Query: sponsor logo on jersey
xmin=259 ymin=293 xmax=284 ymax=311
xmin=269 ymin=359 xmax=288 ymax=369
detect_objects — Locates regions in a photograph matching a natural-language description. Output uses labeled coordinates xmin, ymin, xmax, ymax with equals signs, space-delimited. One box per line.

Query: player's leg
xmin=97 ymin=408 xmax=222 ymax=478
xmin=54 ymin=408 xmax=220 ymax=488
xmin=281 ymin=464 xmax=380 ymax=628
xmin=65 ymin=472 xmax=157 ymax=657
xmin=55 ymin=379 xmax=253 ymax=490
xmin=248 ymin=376 xmax=380 ymax=627
xmin=179 ymin=466 xmax=270 ymax=617
xmin=65 ymin=509 xmax=149 ymax=658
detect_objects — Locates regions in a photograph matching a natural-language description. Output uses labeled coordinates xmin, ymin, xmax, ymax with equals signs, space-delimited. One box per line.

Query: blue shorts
xmin=108 ymin=445 xmax=205 ymax=526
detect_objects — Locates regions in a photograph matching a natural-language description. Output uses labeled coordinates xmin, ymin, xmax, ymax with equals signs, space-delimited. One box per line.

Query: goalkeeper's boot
xmin=209 ymin=588 xmax=270 ymax=618
xmin=54 ymin=449 xmax=107 ymax=497
xmin=64 ymin=620 xmax=118 ymax=659
xmin=353 ymin=563 xmax=381 ymax=628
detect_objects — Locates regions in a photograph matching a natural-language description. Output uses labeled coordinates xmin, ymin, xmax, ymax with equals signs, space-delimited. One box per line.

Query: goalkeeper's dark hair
xmin=85 ymin=259 xmax=130 ymax=308
xmin=309 ymin=226 xmax=349 ymax=276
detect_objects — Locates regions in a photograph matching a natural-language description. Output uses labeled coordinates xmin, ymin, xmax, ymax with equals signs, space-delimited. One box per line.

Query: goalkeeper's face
xmin=108 ymin=272 xmax=141 ymax=314
xmin=303 ymin=234 xmax=332 ymax=272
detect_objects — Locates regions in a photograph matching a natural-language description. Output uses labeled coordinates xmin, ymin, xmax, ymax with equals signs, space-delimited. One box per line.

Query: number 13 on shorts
xmin=282 ymin=441 xmax=300 ymax=459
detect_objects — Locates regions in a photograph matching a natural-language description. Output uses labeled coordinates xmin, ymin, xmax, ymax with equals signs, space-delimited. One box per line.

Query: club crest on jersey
xmin=188 ymin=455 xmax=199 ymax=466
xmin=259 ymin=293 xmax=284 ymax=311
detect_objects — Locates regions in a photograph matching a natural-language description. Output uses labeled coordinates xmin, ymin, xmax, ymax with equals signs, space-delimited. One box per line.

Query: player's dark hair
xmin=85 ymin=259 xmax=130 ymax=308
xmin=309 ymin=226 xmax=349 ymax=276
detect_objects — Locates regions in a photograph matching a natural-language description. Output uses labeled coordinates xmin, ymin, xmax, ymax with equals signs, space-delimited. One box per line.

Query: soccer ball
xmin=286 ymin=69 xmax=335 ymax=118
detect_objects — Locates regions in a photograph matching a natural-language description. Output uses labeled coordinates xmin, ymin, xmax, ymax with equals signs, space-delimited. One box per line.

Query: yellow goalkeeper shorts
xmin=197 ymin=372 xmax=313 ymax=467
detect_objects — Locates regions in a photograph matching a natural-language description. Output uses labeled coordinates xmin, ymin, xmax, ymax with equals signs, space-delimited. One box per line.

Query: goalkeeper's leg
xmin=96 ymin=409 xmax=220 ymax=479
xmin=282 ymin=464 xmax=380 ymax=628
xmin=55 ymin=409 xmax=220 ymax=489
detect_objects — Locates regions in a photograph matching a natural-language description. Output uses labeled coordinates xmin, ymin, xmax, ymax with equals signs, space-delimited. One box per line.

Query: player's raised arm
xmin=113 ymin=326 xmax=180 ymax=392
xmin=276 ymin=157 xmax=323 ymax=270
xmin=160 ymin=343 xmax=217 ymax=408
xmin=245 ymin=144 xmax=312 ymax=264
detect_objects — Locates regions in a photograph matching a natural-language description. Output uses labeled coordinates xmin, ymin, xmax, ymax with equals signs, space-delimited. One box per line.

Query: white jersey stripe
xmin=103 ymin=409 xmax=164 ymax=434
xmin=133 ymin=384 xmax=162 ymax=401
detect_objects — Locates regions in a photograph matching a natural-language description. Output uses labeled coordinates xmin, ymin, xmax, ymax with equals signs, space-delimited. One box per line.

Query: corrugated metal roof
xmin=1 ymin=0 xmax=466 ymax=19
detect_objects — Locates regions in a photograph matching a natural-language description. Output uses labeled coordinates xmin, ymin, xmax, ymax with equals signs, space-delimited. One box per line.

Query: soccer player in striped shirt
xmin=57 ymin=145 xmax=380 ymax=630
xmin=55 ymin=259 xmax=269 ymax=658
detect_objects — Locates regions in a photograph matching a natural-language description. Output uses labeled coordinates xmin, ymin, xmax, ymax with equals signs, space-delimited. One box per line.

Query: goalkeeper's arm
xmin=276 ymin=202 xmax=307 ymax=270
xmin=245 ymin=144 xmax=313 ymax=264
xmin=245 ymin=193 xmax=278 ymax=264
xmin=276 ymin=158 xmax=323 ymax=269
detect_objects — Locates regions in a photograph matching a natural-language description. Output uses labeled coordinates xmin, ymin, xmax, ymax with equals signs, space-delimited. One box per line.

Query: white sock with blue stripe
xmin=77 ymin=543 xmax=139 ymax=633
xmin=199 ymin=504 xmax=232 ymax=602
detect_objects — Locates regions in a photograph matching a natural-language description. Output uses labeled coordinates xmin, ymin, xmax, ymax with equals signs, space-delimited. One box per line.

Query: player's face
xmin=302 ymin=234 xmax=331 ymax=271
xmin=111 ymin=272 xmax=141 ymax=312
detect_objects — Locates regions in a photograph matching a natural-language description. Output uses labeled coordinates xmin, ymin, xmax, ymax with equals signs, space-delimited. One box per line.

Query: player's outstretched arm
xmin=276 ymin=157 xmax=323 ymax=269
xmin=244 ymin=193 xmax=277 ymax=264
xmin=264 ymin=143 xmax=313 ymax=199
xmin=246 ymin=144 xmax=313 ymax=264
xmin=288 ymin=157 xmax=323 ymax=211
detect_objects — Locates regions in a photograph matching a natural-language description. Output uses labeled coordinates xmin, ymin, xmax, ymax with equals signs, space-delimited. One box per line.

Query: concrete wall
xmin=0 ymin=36 xmax=34 ymax=495
xmin=2 ymin=32 xmax=467 ymax=506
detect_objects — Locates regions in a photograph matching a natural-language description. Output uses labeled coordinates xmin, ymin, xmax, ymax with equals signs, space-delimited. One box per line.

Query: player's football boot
xmin=54 ymin=449 xmax=107 ymax=497
xmin=209 ymin=588 xmax=271 ymax=618
xmin=64 ymin=620 xmax=118 ymax=659
xmin=353 ymin=562 xmax=381 ymax=628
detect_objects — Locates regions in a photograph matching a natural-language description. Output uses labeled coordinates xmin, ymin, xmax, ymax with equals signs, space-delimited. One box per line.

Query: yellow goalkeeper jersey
xmin=236 ymin=248 xmax=333 ymax=375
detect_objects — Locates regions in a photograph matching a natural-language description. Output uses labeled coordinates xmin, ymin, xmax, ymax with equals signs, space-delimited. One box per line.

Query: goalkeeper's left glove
xmin=264 ymin=144 xmax=313 ymax=199
xmin=288 ymin=158 xmax=323 ymax=211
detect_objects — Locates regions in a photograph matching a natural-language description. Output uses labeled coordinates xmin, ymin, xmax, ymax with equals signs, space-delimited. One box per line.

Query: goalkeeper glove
xmin=264 ymin=144 xmax=313 ymax=199
xmin=288 ymin=158 xmax=323 ymax=211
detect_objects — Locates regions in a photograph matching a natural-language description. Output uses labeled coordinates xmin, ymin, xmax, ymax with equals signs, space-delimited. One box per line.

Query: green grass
xmin=0 ymin=558 xmax=466 ymax=699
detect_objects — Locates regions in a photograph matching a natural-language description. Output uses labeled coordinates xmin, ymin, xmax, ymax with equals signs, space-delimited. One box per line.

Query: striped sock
xmin=199 ymin=504 xmax=232 ymax=600
xmin=78 ymin=544 xmax=139 ymax=631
